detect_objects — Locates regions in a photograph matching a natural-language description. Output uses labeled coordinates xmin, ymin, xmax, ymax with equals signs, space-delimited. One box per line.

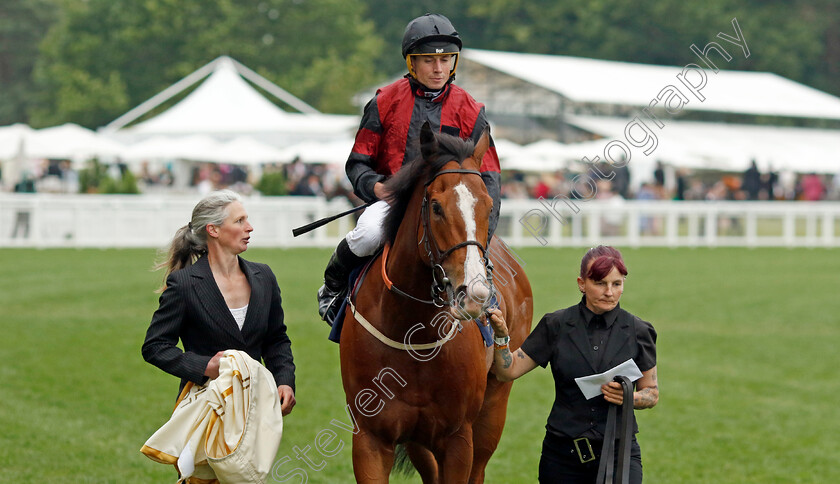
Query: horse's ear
xmin=470 ymin=127 xmax=490 ymax=167
xmin=420 ymin=121 xmax=437 ymax=162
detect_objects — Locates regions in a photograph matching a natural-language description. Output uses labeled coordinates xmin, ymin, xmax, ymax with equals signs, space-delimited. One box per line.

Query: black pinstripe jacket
xmin=142 ymin=255 xmax=295 ymax=395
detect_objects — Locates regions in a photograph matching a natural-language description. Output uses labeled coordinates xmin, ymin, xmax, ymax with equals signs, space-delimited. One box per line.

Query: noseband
xmin=382 ymin=168 xmax=494 ymax=308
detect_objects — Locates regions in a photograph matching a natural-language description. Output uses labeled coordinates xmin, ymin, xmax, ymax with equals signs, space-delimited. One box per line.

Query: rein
xmin=596 ymin=376 xmax=635 ymax=484
xmin=381 ymin=243 xmax=437 ymax=305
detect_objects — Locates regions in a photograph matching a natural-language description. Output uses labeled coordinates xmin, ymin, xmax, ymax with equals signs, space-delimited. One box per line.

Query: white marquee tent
xmin=0 ymin=123 xmax=130 ymax=190
xmin=276 ymin=138 xmax=356 ymax=165
xmin=456 ymin=49 xmax=840 ymax=175
xmin=565 ymin=115 xmax=840 ymax=175
xmin=0 ymin=123 xmax=125 ymax=161
xmin=462 ymin=49 xmax=840 ymax=120
xmin=101 ymin=56 xmax=359 ymax=149
xmin=120 ymin=135 xmax=286 ymax=166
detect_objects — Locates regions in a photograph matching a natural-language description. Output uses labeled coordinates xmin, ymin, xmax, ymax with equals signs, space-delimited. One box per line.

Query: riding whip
xmin=292 ymin=201 xmax=373 ymax=237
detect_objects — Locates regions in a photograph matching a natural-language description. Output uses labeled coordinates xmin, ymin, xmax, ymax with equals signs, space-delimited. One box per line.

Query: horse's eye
xmin=432 ymin=202 xmax=444 ymax=217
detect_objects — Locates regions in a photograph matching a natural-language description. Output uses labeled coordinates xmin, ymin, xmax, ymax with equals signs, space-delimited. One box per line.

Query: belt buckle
xmin=573 ymin=437 xmax=596 ymax=463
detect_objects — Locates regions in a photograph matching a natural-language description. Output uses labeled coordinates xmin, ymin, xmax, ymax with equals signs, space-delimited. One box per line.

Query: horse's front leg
xmin=352 ymin=429 xmax=395 ymax=483
xmin=468 ymin=377 xmax=513 ymax=483
xmin=436 ymin=425 xmax=475 ymax=484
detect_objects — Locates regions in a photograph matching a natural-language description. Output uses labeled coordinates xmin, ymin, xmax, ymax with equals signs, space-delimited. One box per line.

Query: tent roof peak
xmin=100 ymin=56 xmax=319 ymax=134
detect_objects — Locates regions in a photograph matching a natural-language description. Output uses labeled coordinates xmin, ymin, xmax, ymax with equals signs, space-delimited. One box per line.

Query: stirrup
xmin=317 ymin=284 xmax=346 ymax=326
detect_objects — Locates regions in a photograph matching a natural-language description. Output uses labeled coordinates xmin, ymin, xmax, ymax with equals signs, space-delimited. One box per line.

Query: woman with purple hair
xmin=488 ymin=246 xmax=658 ymax=483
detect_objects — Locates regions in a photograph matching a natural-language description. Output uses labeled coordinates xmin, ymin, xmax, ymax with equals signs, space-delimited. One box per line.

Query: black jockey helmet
xmin=402 ymin=13 xmax=462 ymax=80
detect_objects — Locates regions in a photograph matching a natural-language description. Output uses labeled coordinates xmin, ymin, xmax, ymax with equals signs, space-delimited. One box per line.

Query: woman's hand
xmin=487 ymin=308 xmax=509 ymax=337
xmin=600 ymin=366 xmax=659 ymax=409
xmin=486 ymin=308 xmax=538 ymax=382
xmin=278 ymin=385 xmax=296 ymax=416
xmin=204 ymin=351 xmax=225 ymax=379
xmin=601 ymin=381 xmax=625 ymax=405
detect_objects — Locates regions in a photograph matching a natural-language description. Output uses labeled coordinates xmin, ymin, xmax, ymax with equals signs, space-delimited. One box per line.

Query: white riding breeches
xmin=345 ymin=200 xmax=390 ymax=257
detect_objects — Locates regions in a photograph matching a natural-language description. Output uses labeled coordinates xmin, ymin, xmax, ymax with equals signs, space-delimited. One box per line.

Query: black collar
xmin=578 ymin=296 xmax=620 ymax=328
xmin=407 ymin=76 xmax=452 ymax=102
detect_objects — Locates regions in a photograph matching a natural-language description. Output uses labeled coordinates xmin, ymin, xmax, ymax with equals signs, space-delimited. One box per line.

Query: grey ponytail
xmin=155 ymin=189 xmax=242 ymax=291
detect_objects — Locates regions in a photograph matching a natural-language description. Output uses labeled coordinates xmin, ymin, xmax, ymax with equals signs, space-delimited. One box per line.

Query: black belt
xmin=596 ymin=375 xmax=634 ymax=484
xmin=572 ymin=436 xmax=599 ymax=463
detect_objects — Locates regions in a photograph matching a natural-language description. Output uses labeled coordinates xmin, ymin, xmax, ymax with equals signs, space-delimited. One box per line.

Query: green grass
xmin=1 ymin=247 xmax=837 ymax=483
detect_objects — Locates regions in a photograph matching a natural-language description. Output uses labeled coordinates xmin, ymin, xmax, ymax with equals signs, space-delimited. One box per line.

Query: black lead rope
xmin=596 ymin=375 xmax=634 ymax=484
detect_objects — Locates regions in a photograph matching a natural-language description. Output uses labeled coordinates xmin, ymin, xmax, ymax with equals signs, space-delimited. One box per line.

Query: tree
xmin=0 ymin=0 xmax=59 ymax=125
xmin=13 ymin=0 xmax=840 ymax=129
xmin=30 ymin=0 xmax=383 ymax=128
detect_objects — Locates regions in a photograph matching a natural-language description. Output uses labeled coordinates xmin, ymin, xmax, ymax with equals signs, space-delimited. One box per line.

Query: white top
xmin=229 ymin=305 xmax=248 ymax=330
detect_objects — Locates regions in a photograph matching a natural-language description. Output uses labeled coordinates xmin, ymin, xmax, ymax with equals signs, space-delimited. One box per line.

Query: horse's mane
xmin=381 ymin=131 xmax=476 ymax=244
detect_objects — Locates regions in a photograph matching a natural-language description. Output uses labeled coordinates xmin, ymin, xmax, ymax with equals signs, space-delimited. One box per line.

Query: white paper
xmin=574 ymin=359 xmax=644 ymax=400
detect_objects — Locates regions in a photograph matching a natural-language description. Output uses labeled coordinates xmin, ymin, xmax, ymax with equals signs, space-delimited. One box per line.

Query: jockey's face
xmin=411 ymin=54 xmax=455 ymax=90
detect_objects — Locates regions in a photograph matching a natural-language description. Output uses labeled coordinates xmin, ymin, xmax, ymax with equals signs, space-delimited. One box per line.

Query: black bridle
xmin=385 ymin=168 xmax=495 ymax=308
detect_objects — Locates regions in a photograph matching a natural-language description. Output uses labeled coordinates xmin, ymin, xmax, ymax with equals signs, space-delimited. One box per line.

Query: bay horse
xmin=339 ymin=122 xmax=533 ymax=483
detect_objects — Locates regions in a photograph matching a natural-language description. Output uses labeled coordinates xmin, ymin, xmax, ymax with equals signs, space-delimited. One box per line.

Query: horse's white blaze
xmin=454 ymin=183 xmax=489 ymax=305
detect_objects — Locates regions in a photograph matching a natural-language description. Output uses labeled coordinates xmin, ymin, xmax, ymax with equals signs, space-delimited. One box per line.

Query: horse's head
xmin=417 ymin=122 xmax=494 ymax=320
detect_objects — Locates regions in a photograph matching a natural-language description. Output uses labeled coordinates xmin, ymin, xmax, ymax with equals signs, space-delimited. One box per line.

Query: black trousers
xmin=538 ymin=432 xmax=643 ymax=484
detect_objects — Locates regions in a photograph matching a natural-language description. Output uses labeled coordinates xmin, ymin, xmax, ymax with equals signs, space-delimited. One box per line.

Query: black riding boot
xmin=317 ymin=238 xmax=366 ymax=325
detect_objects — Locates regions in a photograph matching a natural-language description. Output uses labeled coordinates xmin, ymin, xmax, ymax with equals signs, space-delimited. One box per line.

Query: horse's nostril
xmin=457 ymin=284 xmax=489 ymax=310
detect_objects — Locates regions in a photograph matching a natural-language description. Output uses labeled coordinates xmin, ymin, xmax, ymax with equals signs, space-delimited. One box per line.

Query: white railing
xmin=0 ymin=194 xmax=356 ymax=249
xmin=1 ymin=194 xmax=838 ymax=248
xmin=500 ymin=198 xmax=840 ymax=248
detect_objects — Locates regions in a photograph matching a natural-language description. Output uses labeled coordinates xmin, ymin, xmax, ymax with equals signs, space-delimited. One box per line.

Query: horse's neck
xmin=386 ymin=183 xmax=434 ymax=301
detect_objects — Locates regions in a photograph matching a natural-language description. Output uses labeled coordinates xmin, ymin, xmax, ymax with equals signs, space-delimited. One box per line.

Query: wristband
xmin=493 ymin=334 xmax=510 ymax=347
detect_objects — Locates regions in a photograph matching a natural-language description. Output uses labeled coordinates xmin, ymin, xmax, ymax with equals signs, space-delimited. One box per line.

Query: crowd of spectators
xmin=4 ymin=156 xmax=839 ymax=204
xmin=4 ymin=159 xmax=79 ymax=194
xmin=499 ymin=160 xmax=840 ymax=202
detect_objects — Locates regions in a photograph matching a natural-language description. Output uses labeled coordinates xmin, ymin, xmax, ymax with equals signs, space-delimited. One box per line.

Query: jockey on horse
xmin=317 ymin=13 xmax=503 ymax=325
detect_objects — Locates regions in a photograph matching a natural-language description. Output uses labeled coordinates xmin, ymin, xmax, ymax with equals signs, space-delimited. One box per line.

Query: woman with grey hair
xmin=142 ymin=189 xmax=296 ymax=415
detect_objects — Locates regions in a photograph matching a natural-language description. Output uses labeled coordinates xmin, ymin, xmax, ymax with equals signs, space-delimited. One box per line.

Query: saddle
xmin=327 ymin=252 xmax=379 ymax=343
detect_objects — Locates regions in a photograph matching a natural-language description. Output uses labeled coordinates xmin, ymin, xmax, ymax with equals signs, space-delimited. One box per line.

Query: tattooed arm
xmin=633 ymin=366 xmax=659 ymax=409
xmin=601 ymin=366 xmax=659 ymax=409
xmin=488 ymin=308 xmax=538 ymax=382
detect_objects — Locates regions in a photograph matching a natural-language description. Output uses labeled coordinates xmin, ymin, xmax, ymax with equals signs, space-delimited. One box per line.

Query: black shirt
xmin=582 ymin=303 xmax=617 ymax=370
xmin=520 ymin=297 xmax=657 ymax=440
